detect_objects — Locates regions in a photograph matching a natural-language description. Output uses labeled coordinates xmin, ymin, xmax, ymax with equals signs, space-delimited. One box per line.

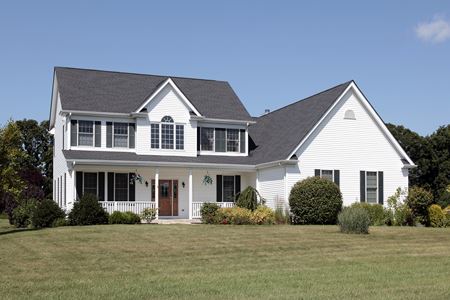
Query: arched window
xmin=344 ymin=109 xmax=356 ymax=120
xmin=161 ymin=116 xmax=174 ymax=123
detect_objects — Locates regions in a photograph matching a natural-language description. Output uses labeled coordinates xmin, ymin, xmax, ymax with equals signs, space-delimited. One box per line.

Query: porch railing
xmin=191 ymin=202 xmax=235 ymax=219
xmin=100 ymin=201 xmax=156 ymax=215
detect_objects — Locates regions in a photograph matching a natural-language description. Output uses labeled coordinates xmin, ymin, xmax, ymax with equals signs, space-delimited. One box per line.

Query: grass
xmin=1 ymin=219 xmax=449 ymax=299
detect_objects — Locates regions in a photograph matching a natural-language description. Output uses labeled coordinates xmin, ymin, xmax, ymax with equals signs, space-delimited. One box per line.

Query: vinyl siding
xmin=257 ymin=167 xmax=285 ymax=209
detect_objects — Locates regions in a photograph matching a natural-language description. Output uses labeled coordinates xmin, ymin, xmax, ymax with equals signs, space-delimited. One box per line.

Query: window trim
xmin=365 ymin=171 xmax=378 ymax=204
xmin=199 ymin=127 xmax=243 ymax=153
xmin=317 ymin=169 xmax=336 ymax=183
xmin=113 ymin=122 xmax=129 ymax=148
xmin=150 ymin=118 xmax=185 ymax=151
xmin=78 ymin=120 xmax=95 ymax=147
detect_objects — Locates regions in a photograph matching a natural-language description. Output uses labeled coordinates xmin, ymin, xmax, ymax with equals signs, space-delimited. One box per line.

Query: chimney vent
xmin=264 ymin=109 xmax=270 ymax=114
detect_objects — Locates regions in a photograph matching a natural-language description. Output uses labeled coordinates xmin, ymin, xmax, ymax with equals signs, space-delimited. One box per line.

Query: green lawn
xmin=1 ymin=219 xmax=449 ymax=299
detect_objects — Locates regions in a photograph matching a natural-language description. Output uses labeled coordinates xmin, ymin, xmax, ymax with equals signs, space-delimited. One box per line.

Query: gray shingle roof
xmin=55 ymin=67 xmax=252 ymax=121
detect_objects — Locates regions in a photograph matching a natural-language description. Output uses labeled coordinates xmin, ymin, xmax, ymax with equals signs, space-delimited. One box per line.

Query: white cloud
xmin=415 ymin=16 xmax=450 ymax=43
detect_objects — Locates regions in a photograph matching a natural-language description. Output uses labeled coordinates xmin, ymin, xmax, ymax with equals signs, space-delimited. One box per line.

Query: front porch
xmin=71 ymin=165 xmax=255 ymax=220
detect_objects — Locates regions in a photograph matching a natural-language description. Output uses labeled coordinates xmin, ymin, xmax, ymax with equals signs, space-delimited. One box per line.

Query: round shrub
xmin=11 ymin=199 xmax=37 ymax=228
xmin=250 ymin=206 xmax=275 ymax=225
xmin=31 ymin=199 xmax=65 ymax=228
xmin=141 ymin=208 xmax=157 ymax=223
xmin=407 ymin=186 xmax=434 ymax=226
xmin=109 ymin=211 xmax=141 ymax=224
xmin=351 ymin=203 xmax=388 ymax=226
xmin=200 ymin=202 xmax=220 ymax=224
xmin=289 ymin=177 xmax=342 ymax=224
xmin=428 ymin=204 xmax=446 ymax=228
xmin=338 ymin=207 xmax=370 ymax=234
xmin=68 ymin=194 xmax=109 ymax=226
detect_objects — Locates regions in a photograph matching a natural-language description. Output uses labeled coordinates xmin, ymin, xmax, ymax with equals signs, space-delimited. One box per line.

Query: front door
xmin=154 ymin=180 xmax=178 ymax=217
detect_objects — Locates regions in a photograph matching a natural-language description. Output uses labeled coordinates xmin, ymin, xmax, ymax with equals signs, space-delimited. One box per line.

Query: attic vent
xmin=344 ymin=109 xmax=356 ymax=120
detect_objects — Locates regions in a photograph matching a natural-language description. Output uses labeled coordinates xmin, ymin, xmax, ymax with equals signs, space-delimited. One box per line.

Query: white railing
xmin=100 ymin=201 xmax=156 ymax=215
xmin=191 ymin=202 xmax=235 ymax=219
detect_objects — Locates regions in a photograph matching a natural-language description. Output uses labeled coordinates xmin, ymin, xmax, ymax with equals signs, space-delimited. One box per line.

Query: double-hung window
xmin=223 ymin=176 xmax=235 ymax=202
xmin=199 ymin=128 xmax=245 ymax=153
xmin=321 ymin=170 xmax=333 ymax=182
xmin=150 ymin=116 xmax=184 ymax=150
xmin=151 ymin=124 xmax=160 ymax=149
xmin=366 ymin=171 xmax=378 ymax=203
xmin=315 ymin=169 xmax=340 ymax=186
xmin=114 ymin=123 xmax=128 ymax=148
xmin=78 ymin=121 xmax=94 ymax=146
xmin=114 ymin=173 xmax=129 ymax=201
xmin=226 ymin=129 xmax=239 ymax=152
xmin=83 ymin=172 xmax=98 ymax=196
xmin=200 ymin=127 xmax=214 ymax=151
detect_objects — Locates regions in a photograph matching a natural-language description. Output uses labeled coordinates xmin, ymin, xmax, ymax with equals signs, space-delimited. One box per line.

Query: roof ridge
xmin=54 ymin=66 xmax=229 ymax=83
xmin=258 ymin=80 xmax=353 ymax=118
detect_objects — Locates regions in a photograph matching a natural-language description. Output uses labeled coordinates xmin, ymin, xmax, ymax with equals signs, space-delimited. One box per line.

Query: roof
xmin=54 ymin=67 xmax=252 ymax=121
xmin=248 ymin=81 xmax=352 ymax=163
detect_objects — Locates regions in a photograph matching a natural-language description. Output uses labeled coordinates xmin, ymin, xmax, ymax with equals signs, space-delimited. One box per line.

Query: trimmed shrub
xmin=68 ymin=194 xmax=109 ymax=226
xmin=338 ymin=207 xmax=370 ymax=234
xmin=11 ymin=199 xmax=37 ymax=228
xmin=216 ymin=207 xmax=253 ymax=225
xmin=350 ymin=203 xmax=388 ymax=226
xmin=250 ymin=206 xmax=275 ymax=225
xmin=407 ymin=186 xmax=434 ymax=226
xmin=141 ymin=207 xmax=157 ymax=223
xmin=109 ymin=211 xmax=141 ymax=224
xmin=428 ymin=204 xmax=446 ymax=228
xmin=236 ymin=186 xmax=263 ymax=211
xmin=31 ymin=199 xmax=65 ymax=228
xmin=289 ymin=177 xmax=342 ymax=224
xmin=274 ymin=207 xmax=290 ymax=224
xmin=200 ymin=202 xmax=220 ymax=224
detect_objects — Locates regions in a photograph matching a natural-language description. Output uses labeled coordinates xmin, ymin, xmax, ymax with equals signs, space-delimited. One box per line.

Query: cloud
xmin=415 ymin=16 xmax=450 ymax=43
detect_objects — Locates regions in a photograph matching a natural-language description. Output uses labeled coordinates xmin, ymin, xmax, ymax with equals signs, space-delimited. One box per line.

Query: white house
xmin=49 ymin=67 xmax=415 ymax=219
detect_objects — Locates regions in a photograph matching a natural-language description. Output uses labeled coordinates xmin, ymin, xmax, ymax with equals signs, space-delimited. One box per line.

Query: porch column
xmin=188 ymin=169 xmax=193 ymax=219
xmin=155 ymin=169 xmax=159 ymax=219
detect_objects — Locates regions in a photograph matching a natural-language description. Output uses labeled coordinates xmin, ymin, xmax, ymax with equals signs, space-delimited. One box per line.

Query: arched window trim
xmin=161 ymin=116 xmax=174 ymax=123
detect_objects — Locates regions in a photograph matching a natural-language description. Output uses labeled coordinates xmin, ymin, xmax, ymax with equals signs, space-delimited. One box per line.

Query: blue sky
xmin=0 ymin=1 xmax=449 ymax=135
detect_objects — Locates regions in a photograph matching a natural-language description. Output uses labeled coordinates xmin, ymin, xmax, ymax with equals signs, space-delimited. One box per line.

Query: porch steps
xmin=153 ymin=219 xmax=201 ymax=225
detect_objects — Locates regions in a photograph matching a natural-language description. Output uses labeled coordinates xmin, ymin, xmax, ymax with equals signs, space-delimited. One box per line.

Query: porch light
xmin=145 ymin=181 xmax=149 ymax=187
xmin=182 ymin=181 xmax=185 ymax=188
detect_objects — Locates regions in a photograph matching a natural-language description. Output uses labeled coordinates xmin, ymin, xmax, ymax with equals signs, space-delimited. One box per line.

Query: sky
xmin=0 ymin=1 xmax=449 ymax=136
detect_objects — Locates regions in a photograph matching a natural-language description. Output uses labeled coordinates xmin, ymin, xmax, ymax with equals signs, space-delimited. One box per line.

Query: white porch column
xmin=188 ymin=169 xmax=193 ymax=219
xmin=155 ymin=169 xmax=159 ymax=219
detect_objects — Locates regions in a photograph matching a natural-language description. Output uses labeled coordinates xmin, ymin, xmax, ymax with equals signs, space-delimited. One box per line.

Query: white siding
xmin=288 ymin=89 xmax=409 ymax=206
xmin=257 ymin=167 xmax=285 ymax=209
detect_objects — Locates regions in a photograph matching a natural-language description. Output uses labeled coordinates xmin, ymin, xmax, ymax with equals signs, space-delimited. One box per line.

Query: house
xmin=49 ymin=67 xmax=415 ymax=219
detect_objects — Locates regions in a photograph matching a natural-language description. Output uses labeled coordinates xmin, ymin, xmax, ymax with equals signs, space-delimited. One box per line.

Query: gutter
xmin=190 ymin=116 xmax=256 ymax=125
xmin=255 ymin=159 xmax=298 ymax=170
xmin=60 ymin=110 xmax=147 ymax=118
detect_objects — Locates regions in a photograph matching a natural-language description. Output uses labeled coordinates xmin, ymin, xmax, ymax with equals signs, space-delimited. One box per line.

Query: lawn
xmin=1 ymin=219 xmax=449 ymax=299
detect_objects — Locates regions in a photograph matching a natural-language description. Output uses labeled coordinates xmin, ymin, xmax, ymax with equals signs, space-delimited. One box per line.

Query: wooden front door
xmin=154 ymin=180 xmax=178 ymax=217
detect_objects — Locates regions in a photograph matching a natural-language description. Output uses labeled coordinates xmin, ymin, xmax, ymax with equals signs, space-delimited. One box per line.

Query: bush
xmin=437 ymin=190 xmax=450 ymax=209
xmin=386 ymin=188 xmax=415 ymax=226
xmin=236 ymin=186 xmax=263 ymax=211
xmin=11 ymin=199 xmax=37 ymax=228
xmin=289 ymin=177 xmax=342 ymax=224
xmin=338 ymin=207 xmax=370 ymax=234
xmin=350 ymin=203 xmax=388 ymax=226
xmin=68 ymin=194 xmax=109 ymax=226
xmin=141 ymin=207 xmax=157 ymax=223
xmin=215 ymin=207 xmax=253 ymax=225
xmin=109 ymin=211 xmax=141 ymax=224
xmin=250 ymin=206 xmax=275 ymax=225
xmin=428 ymin=204 xmax=446 ymax=228
xmin=407 ymin=186 xmax=434 ymax=226
xmin=53 ymin=217 xmax=68 ymax=227
xmin=31 ymin=199 xmax=65 ymax=228
xmin=200 ymin=202 xmax=220 ymax=224
xmin=274 ymin=207 xmax=290 ymax=224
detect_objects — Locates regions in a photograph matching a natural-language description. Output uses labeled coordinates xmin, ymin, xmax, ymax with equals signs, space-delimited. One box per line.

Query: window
xmin=366 ymin=171 xmax=378 ymax=203
xmin=321 ymin=170 xmax=333 ymax=182
xmin=200 ymin=127 xmax=214 ymax=151
xmin=176 ymin=125 xmax=184 ymax=150
xmin=114 ymin=173 xmax=128 ymax=201
xmin=151 ymin=124 xmax=159 ymax=149
xmin=226 ymin=129 xmax=239 ymax=152
xmin=161 ymin=123 xmax=174 ymax=149
xmin=161 ymin=116 xmax=174 ymax=123
xmin=84 ymin=173 xmax=98 ymax=196
xmin=114 ymin=123 xmax=128 ymax=148
xmin=223 ymin=176 xmax=235 ymax=202
xmin=78 ymin=121 xmax=94 ymax=146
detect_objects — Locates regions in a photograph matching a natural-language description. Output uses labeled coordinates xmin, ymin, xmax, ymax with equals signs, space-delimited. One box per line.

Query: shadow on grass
xmin=0 ymin=227 xmax=41 ymax=236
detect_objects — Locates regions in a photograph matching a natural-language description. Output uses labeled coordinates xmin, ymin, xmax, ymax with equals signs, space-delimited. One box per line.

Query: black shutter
xmin=98 ymin=172 xmax=105 ymax=201
xmin=197 ymin=127 xmax=200 ymax=151
xmin=107 ymin=172 xmax=114 ymax=201
xmin=378 ymin=171 xmax=384 ymax=205
xmin=234 ymin=175 xmax=241 ymax=200
xmin=95 ymin=121 xmax=101 ymax=147
xmin=334 ymin=170 xmax=340 ymax=187
xmin=129 ymin=173 xmax=135 ymax=202
xmin=106 ymin=122 xmax=112 ymax=148
xmin=216 ymin=175 xmax=223 ymax=202
xmin=76 ymin=171 xmax=83 ymax=199
xmin=129 ymin=123 xmax=135 ymax=149
xmin=240 ymin=129 xmax=246 ymax=153
xmin=315 ymin=169 xmax=321 ymax=177
xmin=360 ymin=171 xmax=366 ymax=202
xmin=71 ymin=120 xmax=77 ymax=146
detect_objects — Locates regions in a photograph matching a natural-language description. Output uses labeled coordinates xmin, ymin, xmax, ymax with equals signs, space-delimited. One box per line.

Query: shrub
xmin=428 ymin=204 xmax=446 ymax=228
xmin=407 ymin=186 xmax=434 ymax=226
xmin=68 ymin=194 xmax=109 ymax=226
xmin=236 ymin=186 xmax=264 ymax=211
xmin=289 ymin=177 xmax=342 ymax=224
xmin=11 ymin=199 xmax=37 ymax=228
xmin=350 ymin=203 xmax=388 ymax=226
xmin=53 ymin=217 xmax=68 ymax=227
xmin=109 ymin=211 xmax=141 ymax=224
xmin=31 ymin=199 xmax=65 ymax=228
xmin=437 ymin=190 xmax=450 ymax=209
xmin=274 ymin=207 xmax=290 ymax=224
xmin=216 ymin=207 xmax=253 ymax=225
xmin=141 ymin=207 xmax=157 ymax=223
xmin=250 ymin=206 xmax=275 ymax=225
xmin=386 ymin=188 xmax=415 ymax=226
xmin=338 ymin=207 xmax=370 ymax=234
xmin=200 ymin=202 xmax=220 ymax=224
